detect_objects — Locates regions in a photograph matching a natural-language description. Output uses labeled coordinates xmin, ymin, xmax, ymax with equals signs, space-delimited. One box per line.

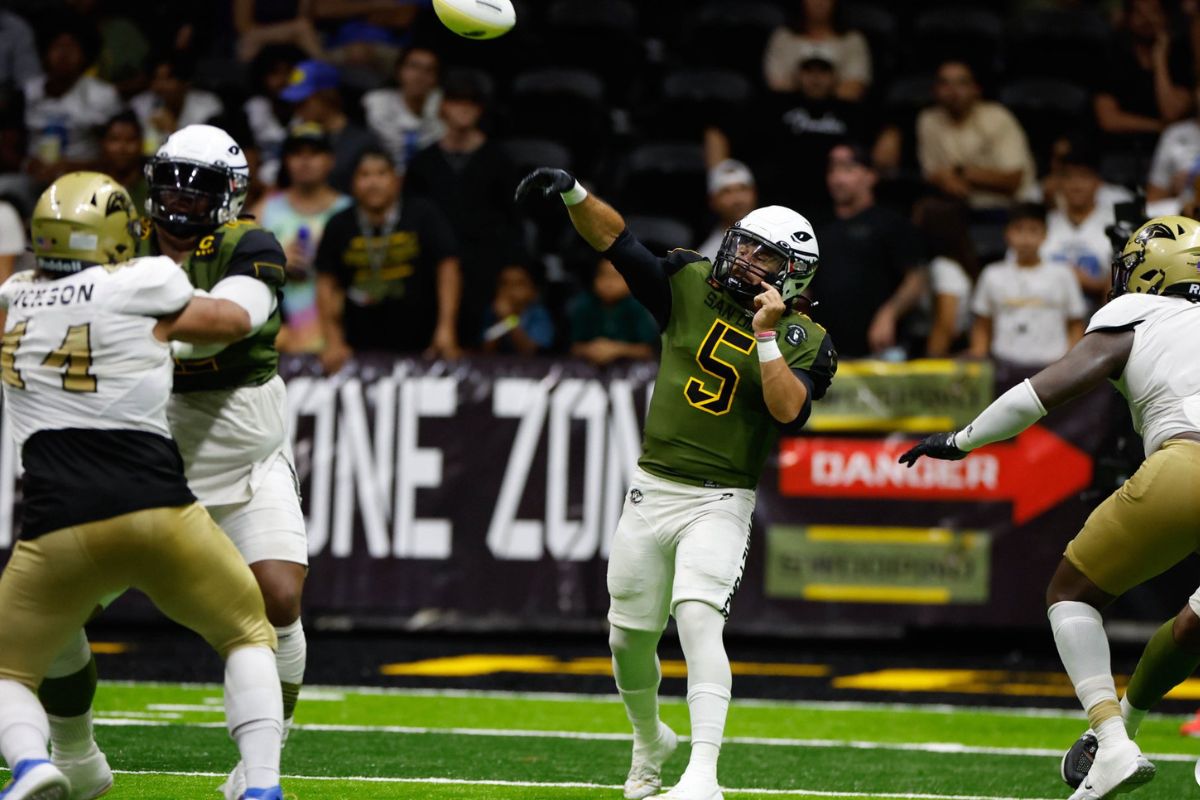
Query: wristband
xmin=756 ymin=332 xmax=782 ymax=363
xmin=560 ymin=180 xmax=588 ymax=206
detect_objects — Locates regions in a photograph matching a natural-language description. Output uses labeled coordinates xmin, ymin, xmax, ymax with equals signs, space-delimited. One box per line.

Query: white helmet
xmin=145 ymin=124 xmax=250 ymax=237
xmin=711 ymin=205 xmax=819 ymax=313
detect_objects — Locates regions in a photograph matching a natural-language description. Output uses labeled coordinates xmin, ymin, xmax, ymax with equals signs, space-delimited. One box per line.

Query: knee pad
xmin=44 ymin=630 xmax=92 ymax=680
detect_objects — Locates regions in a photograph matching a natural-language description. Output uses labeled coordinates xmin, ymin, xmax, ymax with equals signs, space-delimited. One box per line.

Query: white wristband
xmin=756 ymin=335 xmax=782 ymax=363
xmin=954 ymin=378 xmax=1047 ymax=452
xmin=560 ymin=180 xmax=588 ymax=206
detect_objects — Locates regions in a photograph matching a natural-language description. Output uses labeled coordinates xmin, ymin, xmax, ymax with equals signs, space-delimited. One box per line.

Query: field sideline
xmin=2 ymin=682 xmax=1195 ymax=799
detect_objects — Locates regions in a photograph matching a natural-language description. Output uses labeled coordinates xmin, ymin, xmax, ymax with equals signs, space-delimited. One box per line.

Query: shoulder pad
xmin=664 ymin=248 xmax=710 ymax=270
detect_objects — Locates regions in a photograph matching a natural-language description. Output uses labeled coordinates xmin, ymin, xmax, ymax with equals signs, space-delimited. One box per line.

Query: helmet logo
xmin=228 ymin=144 xmax=241 ymax=155
xmin=791 ymin=230 xmax=813 ymax=243
xmin=105 ymin=192 xmax=130 ymax=216
xmin=1136 ymin=222 xmax=1177 ymax=243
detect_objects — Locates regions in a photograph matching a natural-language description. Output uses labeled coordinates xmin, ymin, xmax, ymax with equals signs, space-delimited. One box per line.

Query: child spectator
xmin=481 ymin=263 xmax=555 ymax=356
xmin=569 ymin=257 xmax=659 ymax=366
xmin=914 ymin=197 xmax=977 ymax=357
xmin=970 ymin=203 xmax=1086 ymax=367
xmin=1041 ymin=146 xmax=1116 ymax=305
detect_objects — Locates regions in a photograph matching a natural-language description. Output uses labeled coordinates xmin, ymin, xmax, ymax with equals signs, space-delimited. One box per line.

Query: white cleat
xmin=218 ymin=761 xmax=245 ymax=800
xmin=0 ymin=759 xmax=70 ymax=800
xmin=623 ymin=722 xmax=678 ymax=800
xmin=661 ymin=771 xmax=723 ymax=800
xmin=52 ymin=748 xmax=112 ymax=800
xmin=1067 ymin=740 xmax=1155 ymax=800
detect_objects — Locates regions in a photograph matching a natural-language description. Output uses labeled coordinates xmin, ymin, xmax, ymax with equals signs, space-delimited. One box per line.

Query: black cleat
xmin=1061 ymin=731 xmax=1099 ymax=789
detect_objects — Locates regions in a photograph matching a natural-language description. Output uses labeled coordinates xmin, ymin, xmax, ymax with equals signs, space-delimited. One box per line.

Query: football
xmin=432 ymin=0 xmax=516 ymax=40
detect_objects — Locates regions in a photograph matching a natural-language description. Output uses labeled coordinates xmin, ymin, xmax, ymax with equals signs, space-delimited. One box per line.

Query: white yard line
xmin=90 ymin=717 xmax=1198 ymax=763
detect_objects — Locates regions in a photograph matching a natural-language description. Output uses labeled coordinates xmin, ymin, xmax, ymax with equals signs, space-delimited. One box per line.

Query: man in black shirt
xmin=316 ymin=148 xmax=461 ymax=373
xmin=808 ymin=143 xmax=927 ymax=359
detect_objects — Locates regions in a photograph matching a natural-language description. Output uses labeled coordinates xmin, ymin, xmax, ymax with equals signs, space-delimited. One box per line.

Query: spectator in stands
xmin=0 ymin=198 xmax=23 ymax=281
xmin=970 ymin=203 xmax=1086 ymax=367
xmin=362 ymin=46 xmax=444 ymax=170
xmin=0 ymin=7 xmax=41 ymax=87
xmin=24 ymin=17 xmax=120 ymax=186
xmin=99 ymin=111 xmax=149 ymax=214
xmin=252 ymin=123 xmax=352 ymax=353
xmin=569 ymin=257 xmax=658 ymax=366
xmin=234 ymin=0 xmax=323 ymax=63
xmin=283 ymin=60 xmax=380 ymax=193
xmin=316 ymin=148 xmax=460 ymax=374
xmin=1145 ymin=84 xmax=1200 ymax=209
xmin=244 ymin=45 xmax=306 ymax=187
xmin=1094 ymin=0 xmax=1193 ymax=148
xmin=698 ymin=160 xmax=757 ymax=262
xmin=481 ymin=263 xmax=555 ymax=356
xmin=1041 ymin=146 xmax=1117 ymax=305
xmin=807 ymin=142 xmax=926 ymax=359
xmin=763 ymin=0 xmax=871 ymax=101
xmin=130 ymin=52 xmax=224 ymax=154
xmin=404 ymin=69 xmax=523 ymax=347
xmin=1042 ymin=133 xmax=1134 ymax=219
xmin=918 ymin=60 xmax=1037 ymax=213
xmin=915 ymin=197 xmax=977 ymax=358
xmin=0 ymin=87 xmax=32 ymax=214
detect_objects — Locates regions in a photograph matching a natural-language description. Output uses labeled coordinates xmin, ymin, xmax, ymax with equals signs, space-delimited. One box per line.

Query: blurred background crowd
xmin=0 ymin=0 xmax=1193 ymax=370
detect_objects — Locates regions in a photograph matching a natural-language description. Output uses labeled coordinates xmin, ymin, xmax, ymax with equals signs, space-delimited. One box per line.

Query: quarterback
xmin=38 ymin=125 xmax=306 ymax=800
xmin=902 ymin=216 xmax=1200 ymax=799
xmin=0 ymin=173 xmax=283 ymax=800
xmin=516 ymin=168 xmax=836 ymax=800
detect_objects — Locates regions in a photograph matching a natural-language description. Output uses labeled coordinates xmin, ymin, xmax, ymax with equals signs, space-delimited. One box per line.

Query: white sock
xmin=224 ymin=647 xmax=282 ymax=787
xmin=1048 ymin=601 xmax=1125 ymax=743
xmin=610 ymin=625 xmax=663 ymax=745
xmin=1120 ymin=695 xmax=1147 ymax=739
xmin=674 ymin=602 xmax=732 ymax=781
xmin=47 ymin=711 xmax=96 ymax=760
xmin=1095 ymin=715 xmax=1128 ymax=749
xmin=0 ymin=680 xmax=50 ymax=767
xmin=274 ymin=619 xmax=306 ymax=735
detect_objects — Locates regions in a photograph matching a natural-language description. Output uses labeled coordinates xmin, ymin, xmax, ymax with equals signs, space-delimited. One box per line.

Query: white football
xmin=432 ymin=0 xmax=516 ymax=40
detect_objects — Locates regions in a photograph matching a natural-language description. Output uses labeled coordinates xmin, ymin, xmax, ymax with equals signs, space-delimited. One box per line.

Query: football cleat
xmin=1066 ymin=740 xmax=1155 ymax=800
xmin=239 ymin=787 xmax=282 ymax=800
xmin=623 ymin=722 xmax=678 ymax=800
xmin=0 ymin=759 xmax=69 ymax=800
xmin=1061 ymin=731 xmax=1098 ymax=789
xmin=219 ymin=762 xmax=245 ymax=800
xmin=52 ymin=746 xmax=111 ymax=800
xmin=662 ymin=771 xmax=723 ymax=800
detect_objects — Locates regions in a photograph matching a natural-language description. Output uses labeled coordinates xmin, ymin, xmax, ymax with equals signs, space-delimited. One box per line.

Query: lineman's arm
xmin=899 ymin=329 xmax=1133 ymax=465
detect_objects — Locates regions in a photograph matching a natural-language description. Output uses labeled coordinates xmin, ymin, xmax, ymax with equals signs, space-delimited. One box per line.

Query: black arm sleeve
xmin=226 ymin=228 xmax=287 ymax=289
xmin=777 ymin=331 xmax=838 ymax=434
xmin=777 ymin=369 xmax=815 ymax=435
xmin=602 ymin=228 xmax=678 ymax=331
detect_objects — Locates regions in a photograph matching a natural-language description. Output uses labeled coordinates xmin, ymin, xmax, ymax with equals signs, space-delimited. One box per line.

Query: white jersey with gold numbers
xmin=0 ymin=256 xmax=193 ymax=448
xmin=1087 ymin=292 xmax=1200 ymax=456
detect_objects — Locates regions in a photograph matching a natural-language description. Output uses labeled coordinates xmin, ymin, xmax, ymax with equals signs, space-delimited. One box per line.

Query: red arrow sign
xmin=778 ymin=425 xmax=1093 ymax=524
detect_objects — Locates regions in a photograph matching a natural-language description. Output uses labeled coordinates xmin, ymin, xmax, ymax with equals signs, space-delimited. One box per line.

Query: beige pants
xmin=0 ymin=502 xmax=275 ymax=690
xmin=1067 ymin=439 xmax=1200 ymax=596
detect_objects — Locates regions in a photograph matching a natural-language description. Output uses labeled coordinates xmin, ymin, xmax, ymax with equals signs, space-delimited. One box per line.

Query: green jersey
xmin=138 ymin=220 xmax=287 ymax=393
xmin=639 ymin=251 xmax=836 ymax=489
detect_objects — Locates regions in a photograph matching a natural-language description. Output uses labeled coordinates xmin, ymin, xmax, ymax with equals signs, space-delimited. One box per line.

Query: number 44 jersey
xmin=0 ymin=256 xmax=193 ymax=449
xmin=639 ymin=255 xmax=837 ymax=489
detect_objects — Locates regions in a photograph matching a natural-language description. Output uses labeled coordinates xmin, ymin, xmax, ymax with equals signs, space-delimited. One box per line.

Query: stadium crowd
xmin=0 ymin=0 xmax=1196 ymax=365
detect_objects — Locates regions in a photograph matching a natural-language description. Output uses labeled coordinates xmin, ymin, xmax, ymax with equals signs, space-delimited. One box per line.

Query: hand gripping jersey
xmin=0 ymin=258 xmax=197 ymax=538
xmin=638 ymin=253 xmax=837 ymax=488
xmin=137 ymin=219 xmax=286 ymax=393
xmin=1087 ymin=292 xmax=1200 ymax=457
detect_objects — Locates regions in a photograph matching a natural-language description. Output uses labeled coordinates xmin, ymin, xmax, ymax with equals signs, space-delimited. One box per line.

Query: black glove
xmin=514 ymin=167 xmax=575 ymax=203
xmin=898 ymin=431 xmax=967 ymax=468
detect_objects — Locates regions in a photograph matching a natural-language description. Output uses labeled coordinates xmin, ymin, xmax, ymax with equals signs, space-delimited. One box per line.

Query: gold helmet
xmin=30 ymin=171 xmax=137 ymax=274
xmin=1112 ymin=215 xmax=1200 ymax=301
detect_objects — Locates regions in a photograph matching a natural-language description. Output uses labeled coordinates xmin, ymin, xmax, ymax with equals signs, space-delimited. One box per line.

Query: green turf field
xmin=5 ymin=682 xmax=1197 ymax=798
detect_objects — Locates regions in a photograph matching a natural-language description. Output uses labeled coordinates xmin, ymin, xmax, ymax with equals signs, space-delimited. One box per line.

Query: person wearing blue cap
xmin=282 ymin=60 xmax=380 ymax=193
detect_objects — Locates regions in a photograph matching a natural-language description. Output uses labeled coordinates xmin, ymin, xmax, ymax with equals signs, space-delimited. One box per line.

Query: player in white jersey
xmin=901 ymin=215 xmax=1200 ymax=800
xmin=0 ymin=172 xmax=285 ymax=800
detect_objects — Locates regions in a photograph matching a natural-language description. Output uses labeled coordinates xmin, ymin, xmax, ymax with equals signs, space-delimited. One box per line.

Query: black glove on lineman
xmin=514 ymin=167 xmax=576 ymax=203
xmin=897 ymin=431 xmax=968 ymax=468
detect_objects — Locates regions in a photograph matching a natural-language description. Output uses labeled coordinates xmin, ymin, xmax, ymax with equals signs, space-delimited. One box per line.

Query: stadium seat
xmin=501 ymin=138 xmax=573 ymax=175
xmin=544 ymin=0 xmax=644 ymax=102
xmin=1100 ymin=151 xmax=1152 ymax=192
xmin=999 ymin=78 xmax=1091 ymax=173
xmin=969 ymin=220 xmax=1008 ymax=266
xmin=884 ymin=74 xmax=935 ymax=117
xmin=1005 ymin=9 xmax=1112 ymax=85
xmin=908 ymin=6 xmax=1004 ymax=74
xmin=615 ymin=143 xmax=709 ymax=234
xmin=840 ymin=1 xmax=899 ymax=78
xmin=640 ymin=68 xmax=752 ymax=141
xmin=675 ymin=2 xmax=785 ymax=77
xmin=626 ymin=215 xmax=696 ymax=257
xmin=509 ymin=69 xmax=610 ymax=172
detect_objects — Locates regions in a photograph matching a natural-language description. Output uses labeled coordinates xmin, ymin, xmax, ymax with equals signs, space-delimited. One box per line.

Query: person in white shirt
xmin=130 ymin=52 xmax=224 ymax=154
xmin=1041 ymin=147 xmax=1116 ymax=306
xmin=1145 ymin=90 xmax=1200 ymax=207
xmin=362 ymin=46 xmax=444 ymax=170
xmin=970 ymin=202 xmax=1086 ymax=366
xmin=698 ymin=160 xmax=757 ymax=263
xmin=0 ymin=199 xmax=23 ymax=283
xmin=913 ymin=196 xmax=977 ymax=357
xmin=901 ymin=216 xmax=1200 ymax=800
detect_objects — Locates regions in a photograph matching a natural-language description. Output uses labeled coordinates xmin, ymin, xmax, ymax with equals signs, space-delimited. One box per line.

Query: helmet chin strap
xmin=155 ymin=214 xmax=212 ymax=240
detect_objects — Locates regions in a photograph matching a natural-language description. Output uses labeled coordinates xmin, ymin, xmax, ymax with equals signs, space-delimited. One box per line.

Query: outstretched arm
xmin=900 ymin=329 xmax=1134 ymax=466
